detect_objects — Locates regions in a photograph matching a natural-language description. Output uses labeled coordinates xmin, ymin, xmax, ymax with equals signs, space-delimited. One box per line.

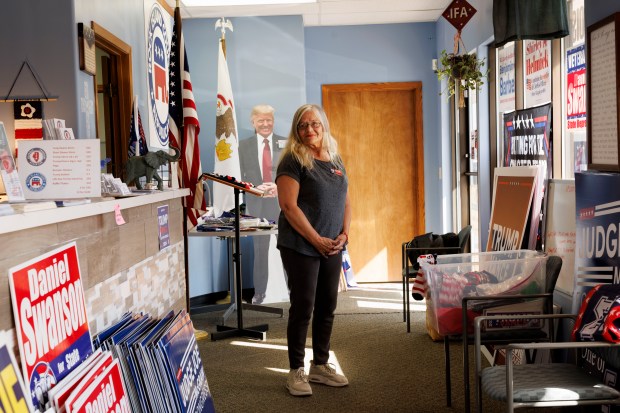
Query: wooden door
xmin=323 ymin=82 xmax=425 ymax=282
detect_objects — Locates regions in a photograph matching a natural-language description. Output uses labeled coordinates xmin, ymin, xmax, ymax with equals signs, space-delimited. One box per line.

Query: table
xmin=188 ymin=225 xmax=283 ymax=340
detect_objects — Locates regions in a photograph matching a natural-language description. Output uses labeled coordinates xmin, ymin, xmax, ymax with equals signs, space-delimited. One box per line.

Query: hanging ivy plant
xmin=436 ymin=49 xmax=488 ymax=105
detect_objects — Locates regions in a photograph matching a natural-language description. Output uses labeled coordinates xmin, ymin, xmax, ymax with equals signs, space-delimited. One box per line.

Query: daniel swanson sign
xmin=9 ymin=241 xmax=93 ymax=409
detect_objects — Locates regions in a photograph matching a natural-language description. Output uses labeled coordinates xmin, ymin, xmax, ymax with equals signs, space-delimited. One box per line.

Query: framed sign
xmin=77 ymin=23 xmax=96 ymax=76
xmin=587 ymin=12 xmax=620 ymax=171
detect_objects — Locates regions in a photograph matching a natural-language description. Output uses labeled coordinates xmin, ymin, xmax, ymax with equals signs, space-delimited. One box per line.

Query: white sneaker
xmin=252 ymin=293 xmax=266 ymax=304
xmin=286 ymin=367 xmax=312 ymax=396
xmin=308 ymin=361 xmax=349 ymax=387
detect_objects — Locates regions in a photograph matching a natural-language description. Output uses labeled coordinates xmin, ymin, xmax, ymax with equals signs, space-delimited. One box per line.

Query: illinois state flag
xmin=14 ymin=100 xmax=43 ymax=139
xmin=213 ymin=38 xmax=241 ymax=216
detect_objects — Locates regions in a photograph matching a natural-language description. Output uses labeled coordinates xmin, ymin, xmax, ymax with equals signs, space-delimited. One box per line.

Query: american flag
xmin=128 ymin=96 xmax=148 ymax=157
xmin=168 ymin=6 xmax=206 ymax=228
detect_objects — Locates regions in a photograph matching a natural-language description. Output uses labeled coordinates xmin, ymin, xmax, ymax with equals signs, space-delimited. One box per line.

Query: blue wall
xmin=304 ymin=22 xmax=442 ymax=232
xmin=0 ymin=1 xmax=78 ymax=138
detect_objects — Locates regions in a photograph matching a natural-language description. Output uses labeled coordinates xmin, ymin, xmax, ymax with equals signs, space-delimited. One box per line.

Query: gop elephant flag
xmin=144 ymin=0 xmax=173 ymax=148
xmin=213 ymin=36 xmax=241 ymax=216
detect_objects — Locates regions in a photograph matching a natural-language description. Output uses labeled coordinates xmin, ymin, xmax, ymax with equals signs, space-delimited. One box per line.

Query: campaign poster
xmin=566 ymin=44 xmax=587 ymax=131
xmin=8 ymin=241 xmax=93 ymax=409
xmin=573 ymin=172 xmax=620 ymax=310
xmin=573 ymin=172 xmax=620 ymax=408
xmin=158 ymin=204 xmax=170 ymax=250
xmin=502 ymin=103 xmax=552 ymax=180
xmin=0 ymin=342 xmax=31 ymax=412
xmin=486 ymin=167 xmax=537 ymax=252
xmin=143 ymin=0 xmax=173 ymax=149
xmin=497 ymin=42 xmax=516 ymax=113
xmin=159 ymin=316 xmax=215 ymax=413
xmin=524 ymin=39 xmax=552 ymax=107
xmin=68 ymin=359 xmax=130 ymax=413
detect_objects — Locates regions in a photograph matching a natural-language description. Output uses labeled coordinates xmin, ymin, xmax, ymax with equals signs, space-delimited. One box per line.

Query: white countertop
xmin=0 ymin=188 xmax=189 ymax=235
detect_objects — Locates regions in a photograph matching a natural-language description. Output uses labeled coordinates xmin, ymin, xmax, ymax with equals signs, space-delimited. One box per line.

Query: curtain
xmin=493 ymin=0 xmax=569 ymax=47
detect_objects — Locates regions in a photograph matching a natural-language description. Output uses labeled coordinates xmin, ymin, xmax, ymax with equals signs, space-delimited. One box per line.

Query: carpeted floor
xmin=191 ymin=283 xmax=569 ymax=413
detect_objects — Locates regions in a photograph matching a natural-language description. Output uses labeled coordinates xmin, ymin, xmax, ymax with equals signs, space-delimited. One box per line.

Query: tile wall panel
xmin=0 ymin=197 xmax=187 ymax=352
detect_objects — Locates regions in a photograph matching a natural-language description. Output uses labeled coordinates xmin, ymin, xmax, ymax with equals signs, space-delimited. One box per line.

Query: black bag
xmin=406 ymin=232 xmax=460 ymax=270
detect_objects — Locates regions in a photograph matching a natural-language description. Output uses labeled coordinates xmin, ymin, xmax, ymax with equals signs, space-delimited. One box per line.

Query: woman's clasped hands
xmin=314 ymin=234 xmax=347 ymax=257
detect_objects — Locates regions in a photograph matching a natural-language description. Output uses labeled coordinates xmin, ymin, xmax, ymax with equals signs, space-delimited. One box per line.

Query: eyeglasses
xmin=297 ymin=121 xmax=322 ymax=131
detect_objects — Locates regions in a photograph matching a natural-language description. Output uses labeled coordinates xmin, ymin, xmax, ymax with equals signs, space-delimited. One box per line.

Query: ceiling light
xmin=182 ymin=0 xmax=316 ymax=6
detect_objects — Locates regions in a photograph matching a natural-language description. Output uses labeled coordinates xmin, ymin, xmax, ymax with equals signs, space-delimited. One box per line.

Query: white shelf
xmin=0 ymin=188 xmax=189 ymax=234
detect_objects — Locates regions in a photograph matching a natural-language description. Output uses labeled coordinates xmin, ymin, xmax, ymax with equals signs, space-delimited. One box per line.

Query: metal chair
xmin=474 ymin=313 xmax=620 ymax=412
xmin=443 ymin=255 xmax=562 ymax=412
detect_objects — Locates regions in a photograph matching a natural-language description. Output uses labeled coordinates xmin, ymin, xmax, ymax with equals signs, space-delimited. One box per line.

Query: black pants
xmin=280 ymin=247 xmax=342 ymax=369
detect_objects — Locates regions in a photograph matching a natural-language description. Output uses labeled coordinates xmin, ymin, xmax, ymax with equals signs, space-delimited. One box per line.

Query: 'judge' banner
xmin=503 ymin=103 xmax=552 ymax=179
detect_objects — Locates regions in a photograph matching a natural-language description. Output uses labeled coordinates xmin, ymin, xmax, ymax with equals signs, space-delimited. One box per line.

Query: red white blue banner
xmin=566 ymin=44 xmax=587 ymax=130
xmin=144 ymin=0 xmax=173 ymax=148
xmin=68 ymin=359 xmax=130 ymax=413
xmin=502 ymin=103 xmax=552 ymax=179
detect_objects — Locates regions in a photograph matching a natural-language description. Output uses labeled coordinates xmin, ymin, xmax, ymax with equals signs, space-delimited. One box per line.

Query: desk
xmin=189 ymin=227 xmax=284 ymax=338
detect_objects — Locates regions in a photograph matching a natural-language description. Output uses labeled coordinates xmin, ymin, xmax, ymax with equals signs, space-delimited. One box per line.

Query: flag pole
xmin=173 ymin=1 xmax=191 ymax=313
xmin=133 ymin=95 xmax=139 ymax=156
xmin=215 ymin=17 xmax=233 ymax=57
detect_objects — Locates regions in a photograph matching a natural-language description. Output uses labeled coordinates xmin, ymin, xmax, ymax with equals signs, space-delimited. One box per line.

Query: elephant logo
xmin=147 ymin=3 xmax=170 ymax=147
xmin=123 ymin=146 xmax=181 ymax=191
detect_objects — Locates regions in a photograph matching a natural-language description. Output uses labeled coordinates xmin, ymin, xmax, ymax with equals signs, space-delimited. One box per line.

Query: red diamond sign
xmin=442 ymin=0 xmax=477 ymax=31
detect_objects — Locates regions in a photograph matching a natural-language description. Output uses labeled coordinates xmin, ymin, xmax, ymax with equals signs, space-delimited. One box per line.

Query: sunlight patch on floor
xmin=230 ymin=341 xmax=288 ymax=350
xmin=354 ymin=299 xmax=426 ymax=311
xmin=229 ymin=342 xmax=344 ymax=375
xmin=349 ymin=295 xmax=402 ymax=303
xmin=355 ymin=300 xmax=403 ymax=310
xmin=350 ymin=284 xmax=402 ymax=292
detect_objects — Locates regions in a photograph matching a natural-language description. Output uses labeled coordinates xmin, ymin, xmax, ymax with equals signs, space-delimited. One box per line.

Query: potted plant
xmin=436 ymin=49 xmax=487 ymax=107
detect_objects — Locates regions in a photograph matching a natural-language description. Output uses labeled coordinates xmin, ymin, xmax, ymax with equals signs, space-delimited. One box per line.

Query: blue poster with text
xmin=574 ymin=172 xmax=620 ymax=410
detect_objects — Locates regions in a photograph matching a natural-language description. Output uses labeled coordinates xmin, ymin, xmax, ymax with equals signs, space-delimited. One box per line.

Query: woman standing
xmin=276 ymin=104 xmax=351 ymax=396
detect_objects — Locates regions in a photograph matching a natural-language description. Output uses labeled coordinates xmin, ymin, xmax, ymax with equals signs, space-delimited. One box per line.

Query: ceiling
xmin=169 ymin=0 xmax=453 ymax=26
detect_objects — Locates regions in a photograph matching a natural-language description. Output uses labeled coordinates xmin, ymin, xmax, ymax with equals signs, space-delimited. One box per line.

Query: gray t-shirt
xmin=276 ymin=153 xmax=348 ymax=257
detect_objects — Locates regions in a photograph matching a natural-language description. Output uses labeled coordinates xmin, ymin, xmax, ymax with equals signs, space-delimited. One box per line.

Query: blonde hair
xmin=281 ymin=104 xmax=343 ymax=170
xmin=250 ymin=104 xmax=275 ymax=122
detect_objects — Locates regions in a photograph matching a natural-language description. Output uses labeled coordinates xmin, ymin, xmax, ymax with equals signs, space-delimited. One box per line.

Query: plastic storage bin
xmin=420 ymin=250 xmax=547 ymax=336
